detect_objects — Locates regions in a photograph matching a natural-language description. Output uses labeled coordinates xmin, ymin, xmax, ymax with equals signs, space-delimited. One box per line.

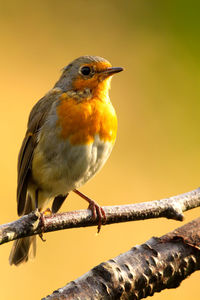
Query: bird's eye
xmin=80 ymin=66 xmax=91 ymax=76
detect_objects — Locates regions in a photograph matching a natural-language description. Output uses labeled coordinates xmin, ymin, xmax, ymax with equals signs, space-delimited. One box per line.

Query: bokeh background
xmin=0 ymin=1 xmax=200 ymax=299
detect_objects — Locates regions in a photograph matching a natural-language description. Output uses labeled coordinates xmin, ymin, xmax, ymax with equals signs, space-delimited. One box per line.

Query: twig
xmin=1 ymin=187 xmax=200 ymax=245
xmin=43 ymin=217 xmax=200 ymax=300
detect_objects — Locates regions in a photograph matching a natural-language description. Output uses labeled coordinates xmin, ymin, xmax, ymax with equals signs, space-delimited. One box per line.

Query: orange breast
xmin=57 ymin=94 xmax=117 ymax=145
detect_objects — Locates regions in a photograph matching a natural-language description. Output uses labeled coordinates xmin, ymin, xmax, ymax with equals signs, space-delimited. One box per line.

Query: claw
xmin=73 ymin=189 xmax=106 ymax=233
xmin=39 ymin=208 xmax=52 ymax=242
xmin=39 ymin=233 xmax=46 ymax=242
xmin=88 ymin=200 xmax=106 ymax=233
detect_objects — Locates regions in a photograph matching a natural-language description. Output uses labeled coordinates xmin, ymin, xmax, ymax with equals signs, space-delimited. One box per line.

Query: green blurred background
xmin=0 ymin=0 xmax=200 ymax=299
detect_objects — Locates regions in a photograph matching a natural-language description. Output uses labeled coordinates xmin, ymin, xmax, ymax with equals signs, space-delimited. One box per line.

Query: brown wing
xmin=17 ymin=88 xmax=63 ymax=216
xmin=17 ymin=109 xmax=47 ymax=216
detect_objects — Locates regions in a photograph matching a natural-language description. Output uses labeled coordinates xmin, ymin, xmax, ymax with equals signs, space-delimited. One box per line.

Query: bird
xmin=9 ymin=55 xmax=123 ymax=266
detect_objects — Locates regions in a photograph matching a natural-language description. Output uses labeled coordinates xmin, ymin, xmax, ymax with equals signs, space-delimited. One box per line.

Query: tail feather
xmin=9 ymin=194 xmax=36 ymax=266
xmin=9 ymin=236 xmax=36 ymax=265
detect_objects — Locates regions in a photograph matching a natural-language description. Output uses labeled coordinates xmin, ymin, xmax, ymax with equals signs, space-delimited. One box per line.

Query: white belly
xmin=31 ymin=133 xmax=113 ymax=199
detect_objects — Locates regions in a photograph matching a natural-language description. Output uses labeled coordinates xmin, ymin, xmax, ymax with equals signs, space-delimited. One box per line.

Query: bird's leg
xmin=73 ymin=189 xmax=106 ymax=233
xmin=34 ymin=189 xmax=48 ymax=242
xmin=39 ymin=208 xmax=53 ymax=242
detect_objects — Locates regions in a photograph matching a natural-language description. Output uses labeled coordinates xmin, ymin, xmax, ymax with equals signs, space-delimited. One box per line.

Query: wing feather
xmin=17 ymin=111 xmax=46 ymax=215
xmin=17 ymin=88 xmax=62 ymax=216
xmin=52 ymin=194 xmax=69 ymax=213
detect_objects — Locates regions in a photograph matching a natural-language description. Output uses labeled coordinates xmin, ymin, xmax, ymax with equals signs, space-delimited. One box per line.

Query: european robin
xmin=9 ymin=55 xmax=123 ymax=265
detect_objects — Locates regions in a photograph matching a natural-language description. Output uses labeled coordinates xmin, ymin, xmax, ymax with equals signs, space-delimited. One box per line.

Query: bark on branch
xmin=43 ymin=217 xmax=200 ymax=300
xmin=1 ymin=187 xmax=200 ymax=245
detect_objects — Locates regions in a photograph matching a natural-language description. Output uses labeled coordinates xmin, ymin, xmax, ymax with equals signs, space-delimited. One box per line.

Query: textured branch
xmin=43 ymin=217 xmax=200 ymax=300
xmin=1 ymin=187 xmax=200 ymax=245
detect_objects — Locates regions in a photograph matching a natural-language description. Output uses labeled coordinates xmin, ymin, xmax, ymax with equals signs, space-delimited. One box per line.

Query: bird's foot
xmin=88 ymin=199 xmax=106 ymax=233
xmin=73 ymin=189 xmax=106 ymax=233
xmin=39 ymin=232 xmax=46 ymax=242
xmin=39 ymin=208 xmax=52 ymax=242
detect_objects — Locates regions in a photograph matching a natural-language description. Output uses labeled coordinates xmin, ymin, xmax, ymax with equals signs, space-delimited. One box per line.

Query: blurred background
xmin=0 ymin=0 xmax=200 ymax=299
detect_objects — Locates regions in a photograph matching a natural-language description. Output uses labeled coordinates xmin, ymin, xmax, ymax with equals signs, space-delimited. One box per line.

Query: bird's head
xmin=55 ymin=56 xmax=123 ymax=99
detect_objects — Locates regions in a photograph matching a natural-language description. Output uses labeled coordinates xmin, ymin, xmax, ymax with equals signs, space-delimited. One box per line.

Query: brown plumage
xmin=9 ymin=56 xmax=123 ymax=266
xmin=17 ymin=93 xmax=58 ymax=216
xmin=10 ymin=91 xmax=62 ymax=265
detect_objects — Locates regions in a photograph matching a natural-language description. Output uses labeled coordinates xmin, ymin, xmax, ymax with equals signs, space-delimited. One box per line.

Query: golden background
xmin=0 ymin=1 xmax=200 ymax=299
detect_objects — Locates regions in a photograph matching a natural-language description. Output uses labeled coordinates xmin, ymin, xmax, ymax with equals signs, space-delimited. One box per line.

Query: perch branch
xmin=43 ymin=217 xmax=200 ymax=299
xmin=0 ymin=187 xmax=200 ymax=245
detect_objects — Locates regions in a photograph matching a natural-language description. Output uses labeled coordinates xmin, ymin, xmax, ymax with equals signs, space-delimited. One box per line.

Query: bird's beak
xmin=102 ymin=67 xmax=124 ymax=76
